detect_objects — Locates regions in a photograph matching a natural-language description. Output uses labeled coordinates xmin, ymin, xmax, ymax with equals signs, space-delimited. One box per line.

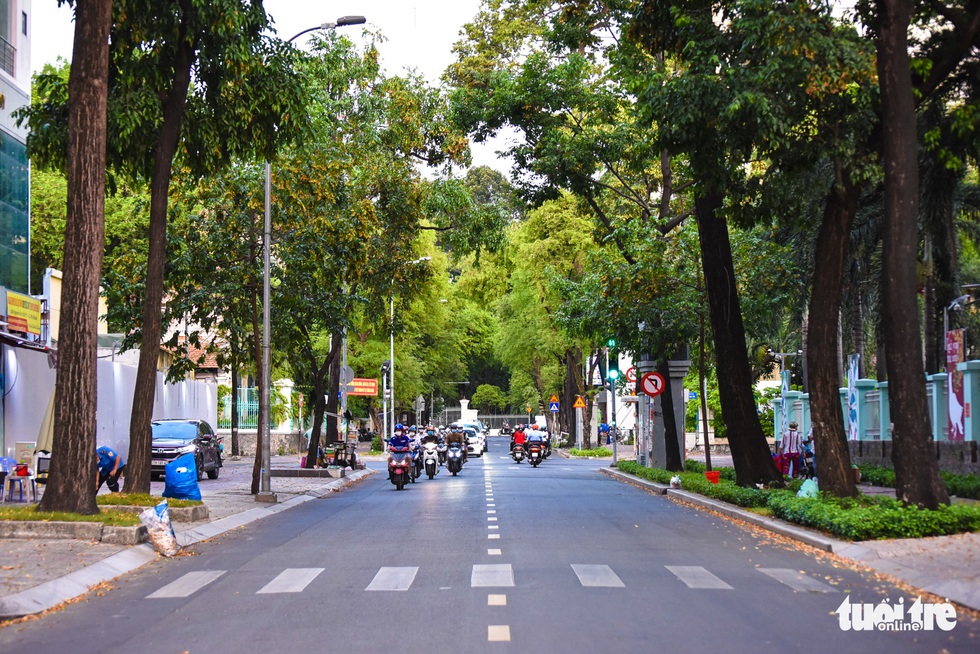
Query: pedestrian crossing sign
xmin=549 ymin=401 xmax=560 ymax=412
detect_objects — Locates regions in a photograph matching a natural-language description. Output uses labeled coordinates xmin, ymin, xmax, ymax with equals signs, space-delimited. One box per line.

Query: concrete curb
xmin=599 ymin=467 xmax=980 ymax=612
xmin=0 ymin=468 xmax=375 ymax=620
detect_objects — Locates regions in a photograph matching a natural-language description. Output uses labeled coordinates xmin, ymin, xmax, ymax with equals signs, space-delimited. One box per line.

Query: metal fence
xmin=218 ymin=387 xmax=259 ymax=429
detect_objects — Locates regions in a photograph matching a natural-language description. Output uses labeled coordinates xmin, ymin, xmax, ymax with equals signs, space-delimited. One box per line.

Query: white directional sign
xmin=640 ymin=371 xmax=666 ymax=398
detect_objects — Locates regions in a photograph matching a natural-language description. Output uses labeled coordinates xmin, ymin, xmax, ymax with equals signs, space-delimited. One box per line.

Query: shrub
xmin=858 ymin=464 xmax=980 ymax=501
xmin=569 ymin=447 xmax=613 ymax=457
xmin=617 ymin=460 xmax=980 ymax=540
xmin=371 ymin=435 xmax=384 ymax=452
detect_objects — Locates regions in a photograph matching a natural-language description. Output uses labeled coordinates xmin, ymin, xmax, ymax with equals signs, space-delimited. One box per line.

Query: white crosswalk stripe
xmin=143 ymin=564 xmax=836 ymax=597
xmin=365 ymin=566 xmax=419 ymax=591
xmin=147 ymin=570 xmax=226 ymax=598
xmin=665 ymin=565 xmax=733 ymax=589
xmin=256 ymin=568 xmax=324 ymax=594
xmin=472 ymin=564 xmax=515 ymax=587
xmin=757 ymin=568 xmax=838 ymax=592
xmin=571 ymin=564 xmax=625 ymax=588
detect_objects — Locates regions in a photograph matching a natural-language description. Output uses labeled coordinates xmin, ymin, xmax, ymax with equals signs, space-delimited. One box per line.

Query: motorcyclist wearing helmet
xmin=389 ymin=424 xmax=411 ymax=450
xmin=445 ymin=423 xmax=467 ymax=461
xmin=511 ymin=423 xmax=527 ymax=452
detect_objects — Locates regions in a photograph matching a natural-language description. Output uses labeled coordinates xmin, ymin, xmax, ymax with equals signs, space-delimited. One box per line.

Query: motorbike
xmin=410 ymin=441 xmax=422 ymax=482
xmin=446 ymin=442 xmax=464 ymax=475
xmin=500 ymin=423 xmax=512 ymax=436
xmin=528 ymin=441 xmax=543 ymax=467
xmin=388 ymin=446 xmax=412 ymax=490
xmin=437 ymin=440 xmax=448 ymax=465
xmin=511 ymin=443 xmax=525 ymax=464
xmin=423 ymin=441 xmax=440 ymax=479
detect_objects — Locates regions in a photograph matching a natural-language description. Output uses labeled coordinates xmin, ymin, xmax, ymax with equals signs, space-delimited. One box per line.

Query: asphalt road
xmin=1 ymin=436 xmax=976 ymax=653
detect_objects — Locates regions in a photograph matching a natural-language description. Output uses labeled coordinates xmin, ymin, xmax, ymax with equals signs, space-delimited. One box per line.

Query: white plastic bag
xmin=669 ymin=475 xmax=682 ymax=488
xmin=139 ymin=500 xmax=181 ymax=557
xmin=797 ymin=478 xmax=819 ymax=498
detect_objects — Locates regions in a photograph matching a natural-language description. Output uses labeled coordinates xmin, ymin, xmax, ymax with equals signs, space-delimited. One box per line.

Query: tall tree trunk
xmin=325 ymin=335 xmax=343 ymax=445
xmin=923 ymin=232 xmax=938 ymax=374
xmin=808 ymin=167 xmax=859 ymax=498
xmin=305 ymin=351 xmax=335 ymax=468
xmin=876 ymin=0 xmax=949 ymax=508
xmin=562 ymin=347 xmax=582 ymax=442
xmin=658 ymin=359 xmax=682 ymax=471
xmin=695 ymin=192 xmax=783 ymax=486
xmin=38 ymin=0 xmax=113 ymax=514
xmin=852 ymin=284 xmax=866 ymax=377
xmin=125 ymin=31 xmax=197 ymax=494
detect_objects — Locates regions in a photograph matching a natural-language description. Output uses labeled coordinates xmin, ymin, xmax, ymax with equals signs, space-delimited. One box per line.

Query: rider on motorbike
xmin=511 ymin=424 xmax=527 ymax=453
xmin=446 ymin=424 xmax=467 ymax=461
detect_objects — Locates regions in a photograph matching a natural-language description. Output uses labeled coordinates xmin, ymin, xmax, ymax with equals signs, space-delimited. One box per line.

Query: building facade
xmin=0 ymin=0 xmax=30 ymax=294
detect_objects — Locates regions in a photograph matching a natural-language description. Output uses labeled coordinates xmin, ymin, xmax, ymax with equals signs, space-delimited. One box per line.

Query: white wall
xmin=2 ymin=345 xmax=217 ymax=459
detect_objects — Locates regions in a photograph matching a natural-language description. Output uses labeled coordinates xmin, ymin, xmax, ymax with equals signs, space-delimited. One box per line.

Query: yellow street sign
xmin=573 ymin=396 xmax=586 ymax=409
xmin=549 ymin=394 xmax=559 ymax=403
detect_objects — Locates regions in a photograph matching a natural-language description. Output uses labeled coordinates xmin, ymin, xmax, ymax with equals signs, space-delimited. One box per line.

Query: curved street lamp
xmin=258 ymin=15 xmax=367 ymax=504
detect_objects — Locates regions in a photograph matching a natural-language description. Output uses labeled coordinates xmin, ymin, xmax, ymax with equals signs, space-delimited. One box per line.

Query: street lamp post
xmin=257 ymin=15 xmax=367 ymax=504
xmin=389 ymin=256 xmax=431 ymax=440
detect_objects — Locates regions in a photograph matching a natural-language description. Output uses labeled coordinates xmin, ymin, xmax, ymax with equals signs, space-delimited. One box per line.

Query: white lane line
xmin=487 ymin=504 xmax=496 ymax=508
xmin=365 ymin=566 xmax=419 ymax=591
xmin=488 ymin=549 xmax=502 ymax=556
xmin=488 ymin=525 xmax=499 ymax=530
xmin=488 ymin=516 xmax=498 ymax=521
xmin=757 ymin=568 xmax=838 ymax=593
xmin=487 ymin=510 xmax=496 ymax=514
xmin=472 ymin=563 xmax=515 ymax=587
xmin=488 ymin=593 xmax=507 ymax=606
xmin=488 ymin=534 xmax=500 ymax=540
xmin=488 ymin=625 xmax=511 ymax=642
xmin=665 ymin=566 xmax=733 ymax=589
xmin=256 ymin=568 xmax=324 ymax=594
xmin=571 ymin=564 xmax=625 ymax=588
xmin=147 ymin=570 xmax=226 ymax=598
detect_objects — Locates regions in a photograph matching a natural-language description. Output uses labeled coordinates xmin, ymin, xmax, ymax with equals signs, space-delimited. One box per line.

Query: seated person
xmin=511 ymin=425 xmax=526 ymax=452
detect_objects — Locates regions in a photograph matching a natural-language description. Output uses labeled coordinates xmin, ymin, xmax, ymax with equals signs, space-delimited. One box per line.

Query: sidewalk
xmin=0 ymin=454 xmax=374 ymax=620
xmin=599 ymin=465 xmax=980 ymax=613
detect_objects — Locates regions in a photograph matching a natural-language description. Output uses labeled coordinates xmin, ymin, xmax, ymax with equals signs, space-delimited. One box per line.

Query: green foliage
xmin=96 ymin=493 xmax=201 ymax=508
xmin=767 ymin=493 xmax=980 ymax=540
xmin=619 ymin=461 xmax=980 ymax=539
xmin=371 ymin=435 xmax=384 ymax=453
xmin=858 ymin=464 xmax=980 ymax=500
xmin=568 ymin=447 xmax=612 ymax=457
xmin=471 ymin=384 xmax=508 ymax=414
xmin=0 ymin=506 xmax=142 ymax=527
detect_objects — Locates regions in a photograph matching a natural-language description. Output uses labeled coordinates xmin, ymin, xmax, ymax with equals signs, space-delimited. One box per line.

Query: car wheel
xmin=196 ymin=456 xmax=205 ymax=481
xmin=207 ymin=466 xmax=219 ymax=480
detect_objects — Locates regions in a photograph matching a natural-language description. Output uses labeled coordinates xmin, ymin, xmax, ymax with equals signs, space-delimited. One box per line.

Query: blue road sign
xmin=549 ymin=401 xmax=560 ymax=412
xmin=689 ymin=391 xmax=697 ymax=400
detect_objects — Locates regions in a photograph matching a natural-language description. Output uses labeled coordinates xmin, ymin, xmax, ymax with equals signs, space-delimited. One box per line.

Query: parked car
xmin=464 ymin=427 xmax=484 ymax=457
xmin=151 ymin=419 xmax=222 ymax=481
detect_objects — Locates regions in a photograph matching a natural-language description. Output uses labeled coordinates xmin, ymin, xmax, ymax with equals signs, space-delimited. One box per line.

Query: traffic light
xmin=606 ymin=339 xmax=620 ymax=382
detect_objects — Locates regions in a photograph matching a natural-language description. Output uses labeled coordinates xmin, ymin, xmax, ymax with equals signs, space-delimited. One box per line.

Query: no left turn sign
xmin=640 ymin=371 xmax=666 ymax=398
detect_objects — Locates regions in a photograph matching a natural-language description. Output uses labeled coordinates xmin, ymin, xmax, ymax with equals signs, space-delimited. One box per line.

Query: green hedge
xmin=569 ymin=447 xmax=613 ymax=457
xmin=617 ymin=460 xmax=980 ymax=540
xmin=768 ymin=492 xmax=980 ymax=540
xmin=858 ymin=464 xmax=980 ymax=500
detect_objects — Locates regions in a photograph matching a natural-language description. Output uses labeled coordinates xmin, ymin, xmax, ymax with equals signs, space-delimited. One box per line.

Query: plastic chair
xmin=33 ymin=451 xmax=51 ymax=499
xmin=0 ymin=457 xmax=12 ymax=504
xmin=2 ymin=456 xmax=36 ymax=503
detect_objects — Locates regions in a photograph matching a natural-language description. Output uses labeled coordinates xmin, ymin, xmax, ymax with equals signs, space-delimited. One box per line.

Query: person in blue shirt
xmin=389 ymin=425 xmax=411 ymax=450
xmin=96 ymin=446 xmax=126 ymax=492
